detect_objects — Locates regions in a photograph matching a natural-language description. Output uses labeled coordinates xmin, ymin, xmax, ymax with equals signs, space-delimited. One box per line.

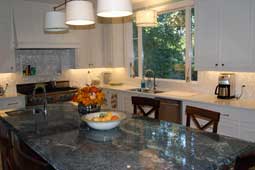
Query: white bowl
xmin=81 ymin=112 xmax=126 ymax=130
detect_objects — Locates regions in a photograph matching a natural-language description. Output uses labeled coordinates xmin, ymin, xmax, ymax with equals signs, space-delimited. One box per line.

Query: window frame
xmin=133 ymin=6 xmax=195 ymax=82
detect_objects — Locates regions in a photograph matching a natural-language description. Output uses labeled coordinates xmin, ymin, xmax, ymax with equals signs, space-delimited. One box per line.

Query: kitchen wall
xmin=0 ymin=67 xmax=128 ymax=96
xmin=0 ymin=67 xmax=255 ymax=100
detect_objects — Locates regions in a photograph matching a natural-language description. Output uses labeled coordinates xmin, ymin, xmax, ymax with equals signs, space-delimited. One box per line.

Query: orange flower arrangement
xmin=72 ymin=86 xmax=105 ymax=106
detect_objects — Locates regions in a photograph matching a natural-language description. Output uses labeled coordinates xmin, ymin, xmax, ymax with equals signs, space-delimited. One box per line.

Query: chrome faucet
xmin=144 ymin=69 xmax=156 ymax=92
xmin=32 ymin=84 xmax=48 ymax=119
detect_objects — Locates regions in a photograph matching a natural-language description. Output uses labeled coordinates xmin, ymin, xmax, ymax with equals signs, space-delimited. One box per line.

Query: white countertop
xmin=102 ymin=85 xmax=255 ymax=111
xmin=0 ymin=93 xmax=24 ymax=99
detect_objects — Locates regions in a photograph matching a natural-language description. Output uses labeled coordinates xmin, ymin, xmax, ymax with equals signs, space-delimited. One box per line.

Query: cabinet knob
xmin=222 ymin=64 xmax=225 ymax=66
xmin=10 ymin=66 xmax=14 ymax=70
xmin=215 ymin=64 xmax=218 ymax=67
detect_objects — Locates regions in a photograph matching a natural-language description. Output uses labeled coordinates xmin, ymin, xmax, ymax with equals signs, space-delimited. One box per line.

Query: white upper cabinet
xmin=103 ymin=21 xmax=125 ymax=68
xmin=219 ymin=0 xmax=251 ymax=70
xmin=88 ymin=24 xmax=104 ymax=68
xmin=195 ymin=0 xmax=254 ymax=72
xmin=0 ymin=0 xmax=15 ymax=73
xmin=75 ymin=24 xmax=105 ymax=69
xmin=195 ymin=0 xmax=219 ymax=70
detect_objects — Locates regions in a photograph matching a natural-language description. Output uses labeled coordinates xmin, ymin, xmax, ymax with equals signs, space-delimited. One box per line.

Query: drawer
xmin=240 ymin=123 xmax=255 ymax=142
xmin=218 ymin=118 xmax=239 ymax=138
xmin=0 ymin=96 xmax=25 ymax=110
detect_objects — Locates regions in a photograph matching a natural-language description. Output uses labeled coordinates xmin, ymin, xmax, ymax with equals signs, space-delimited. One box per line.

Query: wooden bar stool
xmin=132 ymin=96 xmax=160 ymax=119
xmin=186 ymin=106 xmax=220 ymax=133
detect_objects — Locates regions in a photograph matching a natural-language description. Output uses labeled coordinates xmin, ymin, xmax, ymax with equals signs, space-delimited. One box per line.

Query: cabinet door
xmin=219 ymin=0 xmax=252 ymax=70
xmin=112 ymin=24 xmax=125 ymax=67
xmin=88 ymin=24 xmax=104 ymax=68
xmin=122 ymin=92 xmax=134 ymax=115
xmin=239 ymin=109 xmax=255 ymax=142
xmin=103 ymin=24 xmax=113 ymax=67
xmin=195 ymin=0 xmax=220 ymax=70
xmin=251 ymin=0 xmax=255 ymax=67
xmin=103 ymin=23 xmax=125 ymax=68
xmin=0 ymin=0 xmax=15 ymax=73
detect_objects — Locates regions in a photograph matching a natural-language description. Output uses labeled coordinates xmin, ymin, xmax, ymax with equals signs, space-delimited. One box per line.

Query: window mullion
xmin=185 ymin=7 xmax=192 ymax=82
xmin=138 ymin=27 xmax=143 ymax=78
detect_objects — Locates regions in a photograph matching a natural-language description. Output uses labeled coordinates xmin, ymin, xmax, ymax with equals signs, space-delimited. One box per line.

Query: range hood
xmin=13 ymin=0 xmax=81 ymax=49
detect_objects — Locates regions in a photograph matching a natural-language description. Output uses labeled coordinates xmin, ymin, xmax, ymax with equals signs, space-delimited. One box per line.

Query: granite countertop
xmin=1 ymin=103 xmax=255 ymax=170
xmin=102 ymin=85 xmax=255 ymax=111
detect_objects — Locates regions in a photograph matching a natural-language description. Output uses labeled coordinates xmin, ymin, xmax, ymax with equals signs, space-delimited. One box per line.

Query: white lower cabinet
xmin=0 ymin=96 xmax=25 ymax=110
xmin=103 ymin=89 xmax=255 ymax=142
xmin=218 ymin=118 xmax=239 ymax=139
xmin=182 ymin=101 xmax=255 ymax=142
xmin=120 ymin=91 xmax=135 ymax=115
xmin=239 ymin=110 xmax=255 ymax=142
xmin=102 ymin=89 xmax=120 ymax=111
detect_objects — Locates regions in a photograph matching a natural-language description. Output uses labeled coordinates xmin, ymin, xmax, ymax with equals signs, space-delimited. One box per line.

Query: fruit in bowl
xmin=81 ymin=112 xmax=126 ymax=130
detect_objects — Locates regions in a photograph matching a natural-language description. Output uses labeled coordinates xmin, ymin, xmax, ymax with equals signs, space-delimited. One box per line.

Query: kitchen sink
xmin=128 ymin=88 xmax=165 ymax=94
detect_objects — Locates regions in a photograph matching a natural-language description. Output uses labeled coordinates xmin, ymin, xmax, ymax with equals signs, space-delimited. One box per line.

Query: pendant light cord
xmin=53 ymin=0 xmax=72 ymax=11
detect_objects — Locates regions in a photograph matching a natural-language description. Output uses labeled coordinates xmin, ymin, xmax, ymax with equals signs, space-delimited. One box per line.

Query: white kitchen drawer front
xmin=122 ymin=92 xmax=134 ymax=114
xmin=218 ymin=118 xmax=239 ymax=138
xmin=240 ymin=123 xmax=255 ymax=142
xmin=0 ymin=96 xmax=25 ymax=110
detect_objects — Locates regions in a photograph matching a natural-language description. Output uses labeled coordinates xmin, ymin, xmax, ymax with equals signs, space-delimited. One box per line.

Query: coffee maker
xmin=215 ymin=73 xmax=236 ymax=99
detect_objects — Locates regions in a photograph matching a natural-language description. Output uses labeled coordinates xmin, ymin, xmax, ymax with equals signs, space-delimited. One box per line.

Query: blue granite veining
xmin=1 ymin=104 xmax=255 ymax=170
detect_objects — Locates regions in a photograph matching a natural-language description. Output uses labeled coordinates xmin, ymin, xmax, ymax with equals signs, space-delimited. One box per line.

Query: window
xmin=132 ymin=7 xmax=197 ymax=81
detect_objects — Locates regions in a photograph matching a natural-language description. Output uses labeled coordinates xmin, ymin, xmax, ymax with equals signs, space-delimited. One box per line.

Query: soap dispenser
xmin=141 ymin=76 xmax=146 ymax=90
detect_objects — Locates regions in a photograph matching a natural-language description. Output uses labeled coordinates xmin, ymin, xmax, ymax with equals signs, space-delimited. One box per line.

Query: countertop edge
xmin=101 ymin=85 xmax=255 ymax=111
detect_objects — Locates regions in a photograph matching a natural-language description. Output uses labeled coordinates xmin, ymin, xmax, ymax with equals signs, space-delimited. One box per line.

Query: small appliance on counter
xmin=102 ymin=72 xmax=112 ymax=85
xmin=215 ymin=73 xmax=236 ymax=99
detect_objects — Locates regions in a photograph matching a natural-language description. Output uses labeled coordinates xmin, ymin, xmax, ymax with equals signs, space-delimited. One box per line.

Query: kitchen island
xmin=0 ymin=103 xmax=255 ymax=170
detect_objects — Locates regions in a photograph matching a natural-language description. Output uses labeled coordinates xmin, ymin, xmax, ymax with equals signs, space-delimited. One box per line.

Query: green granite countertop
xmin=1 ymin=103 xmax=255 ymax=170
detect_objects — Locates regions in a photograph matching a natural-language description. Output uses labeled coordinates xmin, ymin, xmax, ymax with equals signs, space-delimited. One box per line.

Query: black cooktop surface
xmin=17 ymin=81 xmax=78 ymax=95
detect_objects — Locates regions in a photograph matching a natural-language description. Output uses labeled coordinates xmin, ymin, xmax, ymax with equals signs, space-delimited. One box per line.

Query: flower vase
xmin=78 ymin=103 xmax=101 ymax=116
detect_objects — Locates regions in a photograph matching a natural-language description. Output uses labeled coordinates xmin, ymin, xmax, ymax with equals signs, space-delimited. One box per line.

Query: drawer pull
xmin=8 ymin=102 xmax=18 ymax=106
xmin=222 ymin=114 xmax=230 ymax=117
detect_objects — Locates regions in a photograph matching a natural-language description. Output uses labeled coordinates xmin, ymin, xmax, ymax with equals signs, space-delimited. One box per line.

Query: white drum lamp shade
xmin=136 ymin=10 xmax=158 ymax=27
xmin=44 ymin=11 xmax=68 ymax=32
xmin=97 ymin=0 xmax=133 ymax=18
xmin=66 ymin=1 xmax=95 ymax=26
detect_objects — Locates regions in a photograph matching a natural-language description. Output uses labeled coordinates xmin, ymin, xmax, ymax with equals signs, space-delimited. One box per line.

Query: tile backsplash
xmin=1 ymin=60 xmax=255 ymax=101
xmin=16 ymin=49 xmax=75 ymax=77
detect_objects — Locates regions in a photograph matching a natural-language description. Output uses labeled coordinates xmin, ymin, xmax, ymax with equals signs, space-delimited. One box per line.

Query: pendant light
xmin=136 ymin=9 xmax=158 ymax=27
xmin=97 ymin=0 xmax=133 ymax=18
xmin=66 ymin=0 xmax=95 ymax=26
xmin=44 ymin=11 xmax=68 ymax=32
